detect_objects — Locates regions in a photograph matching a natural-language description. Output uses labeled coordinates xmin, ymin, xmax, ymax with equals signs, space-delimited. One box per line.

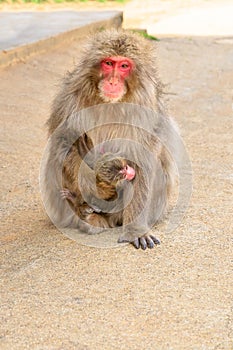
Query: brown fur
xmin=62 ymin=133 xmax=131 ymax=229
xmin=42 ymin=29 xmax=179 ymax=249
xmin=46 ymin=30 xmax=163 ymax=135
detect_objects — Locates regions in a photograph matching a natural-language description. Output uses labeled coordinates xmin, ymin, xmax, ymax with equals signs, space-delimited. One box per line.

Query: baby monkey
xmin=94 ymin=153 xmax=136 ymax=200
xmin=61 ymin=152 xmax=136 ymax=230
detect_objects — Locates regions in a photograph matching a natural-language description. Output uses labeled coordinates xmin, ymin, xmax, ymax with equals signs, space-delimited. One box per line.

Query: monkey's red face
xmin=99 ymin=56 xmax=134 ymax=102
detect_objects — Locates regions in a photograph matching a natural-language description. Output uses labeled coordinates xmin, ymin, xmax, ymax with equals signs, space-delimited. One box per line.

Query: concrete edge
xmin=0 ymin=11 xmax=123 ymax=68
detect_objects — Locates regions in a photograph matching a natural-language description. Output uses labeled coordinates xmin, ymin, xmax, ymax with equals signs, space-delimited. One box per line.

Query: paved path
xmin=0 ymin=4 xmax=233 ymax=350
xmin=0 ymin=10 xmax=122 ymax=66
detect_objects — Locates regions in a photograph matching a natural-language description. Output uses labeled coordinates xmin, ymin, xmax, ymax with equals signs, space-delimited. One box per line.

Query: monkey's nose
xmin=109 ymin=77 xmax=119 ymax=86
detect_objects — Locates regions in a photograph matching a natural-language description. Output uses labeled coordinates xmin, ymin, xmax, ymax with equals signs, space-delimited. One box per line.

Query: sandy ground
xmin=0 ymin=1 xmax=233 ymax=350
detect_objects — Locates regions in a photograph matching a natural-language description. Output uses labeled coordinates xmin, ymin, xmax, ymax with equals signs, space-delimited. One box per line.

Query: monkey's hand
xmin=131 ymin=234 xmax=160 ymax=250
xmin=118 ymin=232 xmax=160 ymax=250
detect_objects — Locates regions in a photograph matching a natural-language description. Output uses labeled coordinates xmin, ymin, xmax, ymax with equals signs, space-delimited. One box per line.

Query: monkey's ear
xmin=74 ymin=133 xmax=94 ymax=159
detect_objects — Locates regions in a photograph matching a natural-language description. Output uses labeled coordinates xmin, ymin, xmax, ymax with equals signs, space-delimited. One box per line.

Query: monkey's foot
xmin=118 ymin=234 xmax=160 ymax=250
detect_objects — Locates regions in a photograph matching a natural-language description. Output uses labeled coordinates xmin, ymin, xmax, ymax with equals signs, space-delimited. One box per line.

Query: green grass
xmin=131 ymin=30 xmax=159 ymax=41
xmin=20 ymin=0 xmax=46 ymax=3
xmin=0 ymin=0 xmax=127 ymax=3
xmin=142 ymin=33 xmax=159 ymax=41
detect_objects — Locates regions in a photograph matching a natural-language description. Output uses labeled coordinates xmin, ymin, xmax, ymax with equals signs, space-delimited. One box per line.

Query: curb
xmin=0 ymin=11 xmax=123 ymax=68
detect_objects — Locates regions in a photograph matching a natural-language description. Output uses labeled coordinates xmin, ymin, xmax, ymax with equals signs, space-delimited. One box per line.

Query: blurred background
xmin=1 ymin=0 xmax=233 ymax=37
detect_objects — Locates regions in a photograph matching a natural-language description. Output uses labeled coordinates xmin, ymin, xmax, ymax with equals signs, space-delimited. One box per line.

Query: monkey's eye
xmin=121 ymin=63 xmax=129 ymax=69
xmin=105 ymin=61 xmax=113 ymax=66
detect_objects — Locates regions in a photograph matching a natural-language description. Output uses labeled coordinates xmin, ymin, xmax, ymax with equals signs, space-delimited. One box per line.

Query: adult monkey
xmin=42 ymin=29 xmax=179 ymax=250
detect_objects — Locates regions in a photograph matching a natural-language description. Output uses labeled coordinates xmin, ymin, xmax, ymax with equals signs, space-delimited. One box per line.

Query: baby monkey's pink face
xmin=95 ymin=154 xmax=136 ymax=186
xmin=99 ymin=56 xmax=134 ymax=102
xmin=119 ymin=164 xmax=135 ymax=181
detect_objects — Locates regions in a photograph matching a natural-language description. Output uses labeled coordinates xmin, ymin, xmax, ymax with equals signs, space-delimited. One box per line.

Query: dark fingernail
xmin=148 ymin=241 xmax=155 ymax=249
xmin=133 ymin=240 xmax=140 ymax=249
xmin=150 ymin=236 xmax=161 ymax=245
xmin=140 ymin=238 xmax=147 ymax=250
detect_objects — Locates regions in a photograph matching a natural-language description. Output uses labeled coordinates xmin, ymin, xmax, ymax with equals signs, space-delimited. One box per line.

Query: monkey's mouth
xmin=100 ymin=91 xmax=123 ymax=103
xmin=98 ymin=81 xmax=126 ymax=102
xmin=104 ymin=90 xmax=122 ymax=98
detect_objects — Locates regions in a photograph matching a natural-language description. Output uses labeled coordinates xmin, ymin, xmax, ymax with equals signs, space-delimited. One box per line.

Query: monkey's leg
xmin=78 ymin=213 xmax=110 ymax=235
xmin=78 ymin=220 xmax=107 ymax=235
xmin=86 ymin=213 xmax=111 ymax=228
xmin=118 ymin=162 xmax=166 ymax=250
